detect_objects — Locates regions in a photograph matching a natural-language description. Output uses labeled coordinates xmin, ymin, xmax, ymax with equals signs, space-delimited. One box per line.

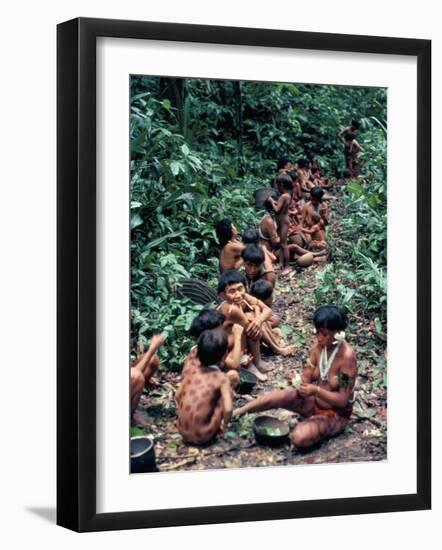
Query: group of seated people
xmin=131 ymin=146 xmax=359 ymax=452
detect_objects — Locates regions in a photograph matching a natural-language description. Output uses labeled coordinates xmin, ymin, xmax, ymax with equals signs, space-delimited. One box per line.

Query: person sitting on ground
xmin=188 ymin=308 xmax=245 ymax=388
xmin=273 ymin=155 xmax=294 ymax=187
xmin=288 ymin=241 xmax=328 ymax=265
xmin=249 ymin=279 xmax=286 ymax=349
xmin=286 ymin=170 xmax=303 ymax=222
xmin=259 ymin=198 xmax=280 ymax=254
xmin=249 ymin=279 xmax=277 ymax=325
xmin=300 ymin=187 xmax=329 ymax=249
xmin=176 ymin=328 xmax=233 ymax=445
xmin=242 ymin=243 xmax=276 ymax=290
xmin=218 ymin=270 xmax=295 ymax=380
xmin=243 ymin=226 xmax=277 ymax=266
xmin=267 ymin=174 xmax=293 ymax=273
xmin=234 ymin=305 xmax=358 ymax=450
xmin=216 ymin=219 xmax=244 ymax=272
xmin=306 ymin=150 xmax=322 ymax=173
xmin=310 ymin=167 xmax=335 ymax=195
xmin=217 ymin=269 xmax=274 ymax=381
xmin=297 ymin=158 xmax=313 ymax=193
xmin=131 ymin=334 xmax=165 ymax=416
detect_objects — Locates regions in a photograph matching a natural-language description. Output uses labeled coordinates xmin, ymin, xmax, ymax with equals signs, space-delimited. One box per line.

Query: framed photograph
xmin=57 ymin=17 xmax=431 ymax=532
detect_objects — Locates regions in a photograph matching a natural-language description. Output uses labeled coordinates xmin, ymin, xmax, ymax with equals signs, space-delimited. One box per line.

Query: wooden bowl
xmin=238 ymin=368 xmax=257 ymax=394
xmin=296 ymin=252 xmax=314 ymax=267
xmin=253 ymin=416 xmax=290 ymax=446
xmin=130 ymin=436 xmax=157 ymax=473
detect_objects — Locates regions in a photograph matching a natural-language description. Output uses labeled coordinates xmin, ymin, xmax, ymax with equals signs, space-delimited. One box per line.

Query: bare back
xmin=177 ymin=364 xmax=230 ymax=444
xmin=219 ymin=240 xmax=245 ymax=272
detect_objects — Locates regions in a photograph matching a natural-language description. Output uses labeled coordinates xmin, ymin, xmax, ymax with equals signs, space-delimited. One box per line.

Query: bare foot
xmin=272 ymin=328 xmax=285 ymax=346
xmin=279 ymin=344 xmax=297 ymax=356
xmin=247 ymin=363 xmax=268 ymax=382
xmin=256 ymin=360 xmax=273 ymax=373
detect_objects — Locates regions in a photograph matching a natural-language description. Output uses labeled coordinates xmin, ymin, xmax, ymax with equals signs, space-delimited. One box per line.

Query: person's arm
xmin=219 ymin=302 xmax=249 ymax=330
xmin=263 ymin=218 xmax=280 ymax=249
xmin=301 ymin=354 xmax=318 ymax=383
xmin=227 ymin=241 xmax=246 ymax=254
xmin=224 ymin=324 xmax=244 ymax=370
xmin=353 ymin=139 xmax=363 ymax=153
xmin=132 ymin=334 xmax=165 ymax=373
xmin=314 ymin=367 xmax=356 ymax=407
xmin=300 ymin=204 xmax=308 ymax=227
xmin=269 ymin=194 xmax=289 ymax=214
xmin=219 ymin=380 xmax=233 ymax=433
xmin=338 ymin=126 xmax=348 ymax=143
xmin=319 ymin=204 xmax=329 ymax=227
xmin=300 ymin=363 xmax=357 ymax=407
xmin=262 ymin=270 xmax=276 ymax=288
xmin=243 ymin=296 xmax=272 ymax=339
xmin=262 ymin=246 xmax=277 ymax=265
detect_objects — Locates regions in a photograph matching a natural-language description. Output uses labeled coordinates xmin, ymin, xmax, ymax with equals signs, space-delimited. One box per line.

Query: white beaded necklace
xmin=319 ymin=343 xmax=341 ymax=381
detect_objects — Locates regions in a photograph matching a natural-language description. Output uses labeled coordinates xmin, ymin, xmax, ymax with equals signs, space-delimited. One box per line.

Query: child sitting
xmin=286 ymin=171 xmax=303 ymax=227
xmin=218 ymin=270 xmax=295 ymax=379
xmin=217 ymin=269 xmax=273 ymax=380
xmin=216 ymin=219 xmax=245 ymax=272
xmin=249 ymin=278 xmax=297 ymax=355
xmin=234 ymin=305 xmax=358 ymax=449
xmin=296 ymin=158 xmax=313 ymax=193
xmin=176 ymin=328 xmax=233 ymax=445
xmin=188 ymin=308 xmax=243 ymax=388
xmin=243 ymin=226 xmax=277 ymax=266
xmin=241 ymin=243 xmax=276 ymax=290
xmin=273 ymin=155 xmax=294 ymax=187
xmin=300 ymin=187 xmax=329 ymax=249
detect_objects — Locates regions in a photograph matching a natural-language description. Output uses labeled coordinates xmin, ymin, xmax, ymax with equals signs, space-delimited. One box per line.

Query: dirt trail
xmin=133 ymin=194 xmax=387 ymax=472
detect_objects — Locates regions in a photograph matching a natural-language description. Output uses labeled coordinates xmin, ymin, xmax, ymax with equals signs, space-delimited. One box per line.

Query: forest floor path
xmin=133 ymin=195 xmax=387 ymax=473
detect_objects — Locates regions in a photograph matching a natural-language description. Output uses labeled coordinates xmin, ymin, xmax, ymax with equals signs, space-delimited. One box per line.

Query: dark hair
xmin=311 ymin=166 xmax=320 ymax=174
xmin=264 ymin=196 xmax=274 ymax=213
xmin=217 ymin=269 xmax=247 ymax=294
xmin=351 ymin=119 xmax=360 ymax=129
xmin=197 ymin=328 xmax=228 ymax=366
xmin=344 ymin=131 xmax=356 ymax=141
xmin=313 ymin=305 xmax=348 ymax=331
xmin=215 ymin=219 xmax=233 ymax=247
xmin=242 ymin=227 xmax=259 ymax=244
xmin=287 ymin=170 xmax=298 ymax=181
xmin=298 ymin=158 xmax=309 ymax=168
xmin=189 ymin=308 xmax=226 ymax=338
xmin=277 ymin=155 xmax=290 ymax=170
xmin=250 ymin=279 xmax=273 ymax=301
xmin=310 ymin=187 xmax=324 ymax=201
xmin=276 ymin=174 xmax=293 ymax=191
xmin=242 ymin=244 xmax=265 ymax=266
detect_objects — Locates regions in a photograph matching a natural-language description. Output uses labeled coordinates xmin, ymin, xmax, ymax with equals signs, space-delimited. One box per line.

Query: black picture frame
xmin=57 ymin=17 xmax=431 ymax=532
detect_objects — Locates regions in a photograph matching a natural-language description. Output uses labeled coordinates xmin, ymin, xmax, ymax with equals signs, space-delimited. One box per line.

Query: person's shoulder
xmin=310 ymin=344 xmax=321 ymax=361
xmin=340 ymin=343 xmax=357 ymax=369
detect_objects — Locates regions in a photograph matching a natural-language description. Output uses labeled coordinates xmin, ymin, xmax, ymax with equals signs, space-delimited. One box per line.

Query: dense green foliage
xmin=130 ymin=76 xmax=387 ymax=367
